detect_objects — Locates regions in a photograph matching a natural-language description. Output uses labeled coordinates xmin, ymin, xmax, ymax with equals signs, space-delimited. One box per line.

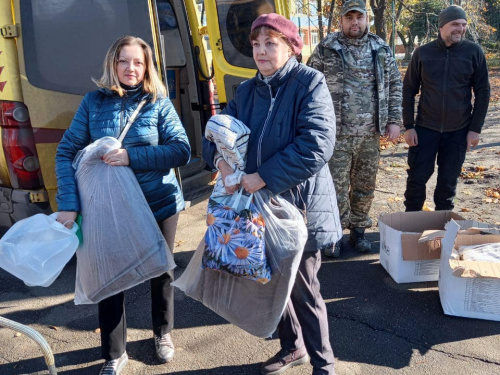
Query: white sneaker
xmin=99 ymin=352 xmax=128 ymax=375
xmin=154 ymin=333 xmax=175 ymax=363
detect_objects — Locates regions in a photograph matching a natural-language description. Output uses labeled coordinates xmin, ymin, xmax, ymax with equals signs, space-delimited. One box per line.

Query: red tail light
xmin=0 ymin=101 xmax=44 ymax=190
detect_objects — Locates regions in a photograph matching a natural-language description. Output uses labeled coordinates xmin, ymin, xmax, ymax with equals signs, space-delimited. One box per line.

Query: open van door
xmin=203 ymin=0 xmax=291 ymax=106
xmin=1 ymin=0 xmax=215 ymax=233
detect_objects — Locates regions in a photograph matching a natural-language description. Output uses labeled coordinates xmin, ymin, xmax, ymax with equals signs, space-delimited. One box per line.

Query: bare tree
xmin=370 ymin=0 xmax=388 ymax=41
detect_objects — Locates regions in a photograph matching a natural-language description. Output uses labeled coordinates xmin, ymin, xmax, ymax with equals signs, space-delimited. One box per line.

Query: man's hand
xmin=218 ymin=160 xmax=239 ymax=194
xmin=385 ymin=124 xmax=401 ymax=141
xmin=404 ymin=128 xmax=418 ymax=147
xmin=102 ymin=149 xmax=129 ymax=166
xmin=466 ymin=131 xmax=480 ymax=151
xmin=241 ymin=173 xmax=266 ymax=194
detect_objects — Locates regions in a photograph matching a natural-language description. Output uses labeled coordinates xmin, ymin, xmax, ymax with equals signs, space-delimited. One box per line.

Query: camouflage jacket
xmin=308 ymin=32 xmax=402 ymax=135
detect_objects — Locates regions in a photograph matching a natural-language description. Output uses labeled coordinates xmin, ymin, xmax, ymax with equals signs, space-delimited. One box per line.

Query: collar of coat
xmin=255 ymin=57 xmax=299 ymax=91
xmin=436 ymin=33 xmax=465 ymax=49
xmin=99 ymin=86 xmax=154 ymax=102
xmin=320 ymin=31 xmax=388 ymax=53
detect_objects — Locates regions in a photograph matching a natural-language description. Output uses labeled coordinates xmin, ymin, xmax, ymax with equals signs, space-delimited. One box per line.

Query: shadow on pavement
xmin=2 ymin=232 xmax=500 ymax=372
xmin=320 ymin=232 xmax=500 ymax=370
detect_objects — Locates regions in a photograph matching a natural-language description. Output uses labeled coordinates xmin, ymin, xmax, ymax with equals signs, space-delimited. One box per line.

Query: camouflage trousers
xmin=328 ymin=134 xmax=380 ymax=229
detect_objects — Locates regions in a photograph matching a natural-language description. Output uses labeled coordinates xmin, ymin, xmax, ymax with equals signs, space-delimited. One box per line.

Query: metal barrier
xmin=0 ymin=316 xmax=57 ymax=374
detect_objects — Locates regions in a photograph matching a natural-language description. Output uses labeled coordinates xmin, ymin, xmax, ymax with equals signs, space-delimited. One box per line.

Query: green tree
xmin=395 ymin=0 xmax=441 ymax=60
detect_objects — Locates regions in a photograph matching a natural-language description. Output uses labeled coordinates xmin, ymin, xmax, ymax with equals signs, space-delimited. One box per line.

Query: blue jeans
xmin=404 ymin=126 xmax=468 ymax=212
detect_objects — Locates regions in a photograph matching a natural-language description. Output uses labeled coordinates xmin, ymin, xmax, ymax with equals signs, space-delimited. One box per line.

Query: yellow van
xmin=0 ymin=0 xmax=289 ymax=234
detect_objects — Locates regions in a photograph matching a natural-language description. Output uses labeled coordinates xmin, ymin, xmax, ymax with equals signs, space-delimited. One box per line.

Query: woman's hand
xmin=102 ymin=149 xmax=129 ymax=166
xmin=218 ymin=160 xmax=239 ymax=194
xmin=241 ymin=173 xmax=266 ymax=194
xmin=57 ymin=211 xmax=78 ymax=229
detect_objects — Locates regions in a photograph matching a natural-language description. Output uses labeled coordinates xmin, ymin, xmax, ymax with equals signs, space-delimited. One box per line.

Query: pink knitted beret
xmin=251 ymin=13 xmax=303 ymax=55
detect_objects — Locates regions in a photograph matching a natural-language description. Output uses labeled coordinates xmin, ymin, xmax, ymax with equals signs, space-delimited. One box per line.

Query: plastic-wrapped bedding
xmin=205 ymin=114 xmax=250 ymax=198
xmin=173 ymin=189 xmax=307 ymax=337
xmin=459 ymin=243 xmax=500 ymax=262
xmin=73 ymin=137 xmax=175 ymax=305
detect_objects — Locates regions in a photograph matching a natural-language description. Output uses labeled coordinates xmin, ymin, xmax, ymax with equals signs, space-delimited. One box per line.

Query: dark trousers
xmin=278 ymin=251 xmax=335 ymax=375
xmin=98 ymin=213 xmax=178 ymax=361
xmin=98 ymin=271 xmax=174 ymax=360
xmin=404 ymin=126 xmax=468 ymax=212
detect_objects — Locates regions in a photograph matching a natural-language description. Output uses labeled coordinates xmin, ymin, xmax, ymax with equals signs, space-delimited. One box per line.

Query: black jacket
xmin=402 ymin=37 xmax=490 ymax=133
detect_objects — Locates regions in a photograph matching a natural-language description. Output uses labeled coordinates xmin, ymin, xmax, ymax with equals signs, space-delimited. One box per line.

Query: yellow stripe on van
xmin=0 ymin=0 xmax=23 ymax=102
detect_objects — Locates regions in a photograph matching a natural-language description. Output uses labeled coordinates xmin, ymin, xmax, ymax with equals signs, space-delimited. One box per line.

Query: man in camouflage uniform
xmin=308 ymin=0 xmax=402 ymax=257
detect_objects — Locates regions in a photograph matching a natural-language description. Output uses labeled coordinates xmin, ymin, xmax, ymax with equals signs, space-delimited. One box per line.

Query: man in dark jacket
xmin=403 ymin=5 xmax=490 ymax=211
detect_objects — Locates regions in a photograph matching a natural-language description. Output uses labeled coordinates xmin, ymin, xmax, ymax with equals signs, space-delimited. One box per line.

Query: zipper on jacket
xmin=372 ymin=49 xmax=381 ymax=133
xmin=257 ymin=85 xmax=280 ymax=167
xmin=440 ymin=49 xmax=450 ymax=133
xmin=119 ymin=97 xmax=126 ymax=134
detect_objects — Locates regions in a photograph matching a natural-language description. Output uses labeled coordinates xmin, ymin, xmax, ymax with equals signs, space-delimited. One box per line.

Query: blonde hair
xmin=93 ymin=36 xmax=166 ymax=102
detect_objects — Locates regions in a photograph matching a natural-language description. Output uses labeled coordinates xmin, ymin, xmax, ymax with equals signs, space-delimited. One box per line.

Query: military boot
xmin=349 ymin=228 xmax=371 ymax=253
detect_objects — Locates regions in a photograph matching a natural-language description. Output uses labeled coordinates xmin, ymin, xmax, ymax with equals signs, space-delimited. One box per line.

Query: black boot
xmin=323 ymin=241 xmax=343 ymax=258
xmin=349 ymin=228 xmax=371 ymax=253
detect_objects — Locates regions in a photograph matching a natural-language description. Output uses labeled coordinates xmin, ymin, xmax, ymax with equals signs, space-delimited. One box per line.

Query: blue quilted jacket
xmin=203 ymin=58 xmax=342 ymax=252
xmin=56 ymin=87 xmax=190 ymax=222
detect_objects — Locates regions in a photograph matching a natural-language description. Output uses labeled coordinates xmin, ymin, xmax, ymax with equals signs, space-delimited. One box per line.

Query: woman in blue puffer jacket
xmin=55 ymin=36 xmax=190 ymax=375
xmin=203 ymin=14 xmax=341 ymax=375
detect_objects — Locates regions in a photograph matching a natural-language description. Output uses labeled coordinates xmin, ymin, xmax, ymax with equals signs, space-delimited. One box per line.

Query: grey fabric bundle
xmin=73 ymin=137 xmax=175 ymax=304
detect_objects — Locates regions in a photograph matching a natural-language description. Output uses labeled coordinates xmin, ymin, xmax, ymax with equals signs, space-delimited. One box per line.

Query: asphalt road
xmin=1 ymin=196 xmax=500 ymax=375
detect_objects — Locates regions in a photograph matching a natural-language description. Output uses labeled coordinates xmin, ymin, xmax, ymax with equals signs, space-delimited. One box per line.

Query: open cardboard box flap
xmin=454 ymin=220 xmax=500 ymax=235
xmin=401 ymin=215 xmax=499 ymax=261
xmin=381 ymin=211 xmax=465 ymax=261
xmin=402 ymin=232 xmax=442 ymax=260
xmin=448 ymin=234 xmax=500 ymax=279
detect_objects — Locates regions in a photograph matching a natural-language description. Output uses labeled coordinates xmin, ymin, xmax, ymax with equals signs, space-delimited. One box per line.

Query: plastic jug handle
xmin=50 ymin=212 xmax=79 ymax=234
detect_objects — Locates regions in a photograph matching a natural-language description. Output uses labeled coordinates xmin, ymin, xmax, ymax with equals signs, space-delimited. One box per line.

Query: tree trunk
xmin=370 ymin=0 xmax=387 ymax=41
xmin=317 ymin=0 xmax=324 ymax=40
xmin=327 ymin=0 xmax=336 ymax=35
xmin=397 ymin=30 xmax=414 ymax=61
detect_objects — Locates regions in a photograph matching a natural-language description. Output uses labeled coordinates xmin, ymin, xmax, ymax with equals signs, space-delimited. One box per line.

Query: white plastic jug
xmin=0 ymin=213 xmax=79 ymax=287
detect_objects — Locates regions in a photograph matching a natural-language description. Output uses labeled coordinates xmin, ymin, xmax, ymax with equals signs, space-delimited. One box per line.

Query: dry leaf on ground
xmin=485 ymin=188 xmax=500 ymax=199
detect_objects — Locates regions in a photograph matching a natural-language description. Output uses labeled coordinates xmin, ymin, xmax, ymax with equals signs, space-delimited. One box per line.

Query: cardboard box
xmin=439 ymin=220 xmax=500 ymax=321
xmin=379 ymin=211 xmax=465 ymax=283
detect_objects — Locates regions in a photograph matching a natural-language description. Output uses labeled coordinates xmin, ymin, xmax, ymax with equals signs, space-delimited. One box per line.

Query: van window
xmin=21 ymin=0 xmax=155 ymax=96
xmin=215 ymin=0 xmax=276 ymax=69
